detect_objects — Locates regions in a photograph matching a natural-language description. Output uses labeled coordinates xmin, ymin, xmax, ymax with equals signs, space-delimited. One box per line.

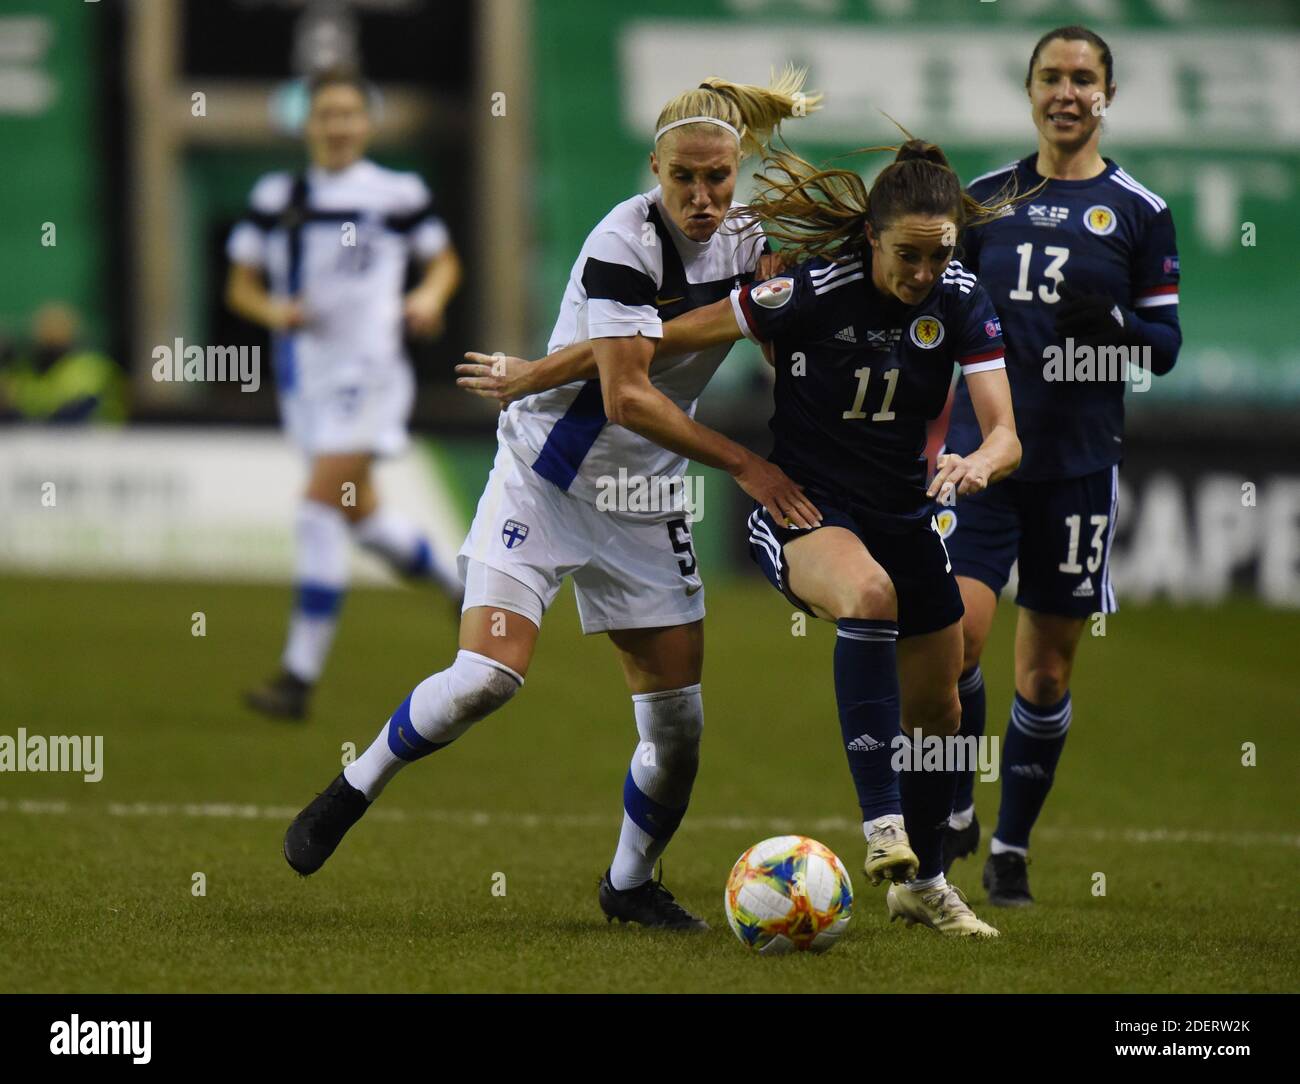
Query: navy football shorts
xmin=939 ymin=464 xmax=1119 ymax=617
xmin=746 ymin=497 xmax=964 ymax=639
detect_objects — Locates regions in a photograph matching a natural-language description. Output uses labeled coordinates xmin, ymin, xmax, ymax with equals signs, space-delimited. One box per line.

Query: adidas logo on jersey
xmin=1073 ymin=578 xmax=1095 ymax=598
xmin=835 ymin=326 xmax=857 ymax=344
xmin=847 ymin=734 xmax=884 ymax=752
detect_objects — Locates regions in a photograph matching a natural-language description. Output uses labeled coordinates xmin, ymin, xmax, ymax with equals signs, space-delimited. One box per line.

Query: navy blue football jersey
xmin=730 ymin=251 xmax=1006 ymax=520
xmin=946 ymin=155 xmax=1181 ymax=480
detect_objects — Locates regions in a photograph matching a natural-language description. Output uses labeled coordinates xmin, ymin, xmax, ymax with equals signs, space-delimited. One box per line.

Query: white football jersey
xmin=227 ymin=158 xmax=450 ymax=397
xmin=498 ymin=186 xmax=764 ymax=506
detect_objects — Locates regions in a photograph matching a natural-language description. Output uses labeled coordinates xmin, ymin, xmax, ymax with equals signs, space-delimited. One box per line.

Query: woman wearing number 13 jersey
xmin=939 ymin=26 xmax=1183 ymax=906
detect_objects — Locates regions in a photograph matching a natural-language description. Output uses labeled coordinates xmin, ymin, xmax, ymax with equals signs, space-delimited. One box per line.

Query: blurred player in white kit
xmin=226 ymin=67 xmax=463 ymax=720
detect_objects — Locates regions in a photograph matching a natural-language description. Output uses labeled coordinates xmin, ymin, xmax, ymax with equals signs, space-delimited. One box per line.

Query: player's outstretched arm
xmin=595 ymin=333 xmax=820 ymax=529
xmin=927 ymin=368 xmax=1021 ymax=501
xmin=457 ymin=341 xmax=596 ymax=404
xmin=456 ymin=297 xmax=745 ymax=405
xmin=658 ymin=297 xmax=745 ymax=355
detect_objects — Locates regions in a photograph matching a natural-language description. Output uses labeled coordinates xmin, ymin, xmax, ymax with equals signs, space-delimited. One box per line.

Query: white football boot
xmin=863 ymin=815 xmax=920 ymax=886
xmin=886 ymin=880 xmax=1001 ymax=938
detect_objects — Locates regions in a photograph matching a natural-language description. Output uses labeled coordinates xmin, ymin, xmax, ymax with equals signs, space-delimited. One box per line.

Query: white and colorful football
xmin=724 ymin=835 xmax=853 ymax=955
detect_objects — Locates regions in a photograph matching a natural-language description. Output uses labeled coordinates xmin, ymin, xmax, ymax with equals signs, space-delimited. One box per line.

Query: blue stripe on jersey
xmin=530 ymin=379 xmax=607 ymax=491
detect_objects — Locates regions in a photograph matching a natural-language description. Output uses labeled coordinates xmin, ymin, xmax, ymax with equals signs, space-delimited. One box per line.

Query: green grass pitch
xmin=1 ymin=574 xmax=1296 ymax=993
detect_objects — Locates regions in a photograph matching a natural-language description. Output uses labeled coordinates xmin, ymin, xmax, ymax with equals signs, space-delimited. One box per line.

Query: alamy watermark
xmin=152 ymin=338 xmax=261 ymax=393
xmin=1043 ymin=339 xmax=1151 ymax=393
xmin=595 ymin=469 xmax=705 ymax=522
xmin=50 ymin=1016 xmax=150 ymax=1064
xmin=891 ymin=733 xmax=1000 ymax=782
xmin=1 ymin=729 xmax=103 ymax=782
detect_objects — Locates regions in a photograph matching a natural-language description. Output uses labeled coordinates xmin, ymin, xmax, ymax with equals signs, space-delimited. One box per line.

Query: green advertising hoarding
xmin=533 ymin=0 xmax=1300 ymax=405
xmin=0 ymin=2 xmax=105 ymax=347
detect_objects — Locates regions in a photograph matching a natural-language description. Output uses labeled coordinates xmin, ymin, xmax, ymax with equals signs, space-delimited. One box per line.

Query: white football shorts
xmin=279 ymin=365 xmax=414 ymax=458
xmin=458 ymin=440 xmax=705 ymax=634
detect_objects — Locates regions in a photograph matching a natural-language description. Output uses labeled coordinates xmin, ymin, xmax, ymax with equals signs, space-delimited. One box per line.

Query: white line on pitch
xmin=0 ymin=798 xmax=1297 ymax=849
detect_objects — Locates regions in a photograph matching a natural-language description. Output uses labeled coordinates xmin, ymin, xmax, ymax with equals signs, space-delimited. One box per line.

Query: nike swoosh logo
xmin=397 ymin=726 xmax=419 ymax=751
xmin=685 ymin=584 xmax=702 ymax=596
xmin=655 ymin=296 xmax=684 ymax=307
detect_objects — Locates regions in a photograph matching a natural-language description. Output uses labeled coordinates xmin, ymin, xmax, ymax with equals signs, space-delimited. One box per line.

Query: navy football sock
xmin=951 ymin=665 xmax=986 ymax=816
xmin=900 ymin=742 xmax=957 ymax=880
xmin=833 ymin=619 xmax=902 ymax=821
xmin=993 ymin=691 xmax=1072 ymax=851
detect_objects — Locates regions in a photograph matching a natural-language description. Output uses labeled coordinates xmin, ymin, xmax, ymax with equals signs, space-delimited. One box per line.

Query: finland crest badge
xmin=501 ymin=519 xmax=530 ymax=549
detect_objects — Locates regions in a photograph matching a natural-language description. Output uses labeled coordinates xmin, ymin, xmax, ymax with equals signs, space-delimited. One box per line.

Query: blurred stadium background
xmin=1 ymin=0 xmax=1298 ymax=994
xmin=3 ymin=0 xmax=1299 ymax=598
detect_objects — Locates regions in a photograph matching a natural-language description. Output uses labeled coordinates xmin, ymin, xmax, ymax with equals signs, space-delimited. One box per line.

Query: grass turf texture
xmin=1 ymin=574 xmax=1296 ymax=993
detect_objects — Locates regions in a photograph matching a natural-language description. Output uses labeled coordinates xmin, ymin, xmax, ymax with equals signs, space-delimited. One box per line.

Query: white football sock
xmin=609 ymin=685 xmax=703 ymax=891
xmin=343 ymin=650 xmax=523 ymax=800
xmin=948 ymin=803 xmax=975 ymax=831
xmin=909 ymin=874 xmax=946 ymax=893
xmin=990 ymin=837 xmax=1029 ymax=858
xmin=863 ymin=813 xmax=905 ymax=838
xmin=282 ymin=500 xmax=351 ymax=682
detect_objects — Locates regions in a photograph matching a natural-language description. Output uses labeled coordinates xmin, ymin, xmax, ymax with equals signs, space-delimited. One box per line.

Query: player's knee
xmin=838 ymin=569 xmax=897 ymax=621
xmin=456 ymin=671 xmax=519 ymax=722
xmin=1021 ymin=664 xmax=1069 ymax=707
xmin=446 ymin=650 xmax=524 ymax=723
xmin=907 ymin=692 xmax=961 ymax=738
xmin=635 ymin=687 xmax=704 ymax=775
xmin=961 ymin=627 xmax=986 ymax=672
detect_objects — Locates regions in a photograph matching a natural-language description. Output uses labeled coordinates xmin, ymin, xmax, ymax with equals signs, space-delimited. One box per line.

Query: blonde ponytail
xmin=654 ymin=65 xmax=822 ymax=160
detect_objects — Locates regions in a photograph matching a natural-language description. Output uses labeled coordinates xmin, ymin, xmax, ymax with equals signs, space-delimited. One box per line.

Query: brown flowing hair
xmin=733 ymin=126 xmax=1035 ymax=265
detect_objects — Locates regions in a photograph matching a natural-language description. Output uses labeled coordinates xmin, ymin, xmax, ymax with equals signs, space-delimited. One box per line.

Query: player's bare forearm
xmin=658 ymin=298 xmax=743 ymax=358
xmin=529 ymin=341 xmax=598 ymax=392
xmin=593 ymin=334 xmax=743 ymax=473
xmin=456 ymin=341 xmax=599 ymax=404
xmin=966 ymin=367 xmax=1021 ymax=482
xmin=595 ymin=334 xmax=819 ymax=528
xmin=414 ymin=246 xmax=462 ymax=310
xmin=404 ymin=248 xmax=462 ymax=337
xmin=929 ymin=368 xmax=1020 ymax=499
xmin=971 ymin=424 xmax=1021 ymax=484
xmin=608 ymin=380 xmax=747 ymax=475
xmin=226 ymin=266 xmax=306 ymax=332
xmin=611 ymin=383 xmax=820 ymax=529
xmin=458 ymin=297 xmax=744 ymax=404
xmin=225 ymin=264 xmax=293 ymax=330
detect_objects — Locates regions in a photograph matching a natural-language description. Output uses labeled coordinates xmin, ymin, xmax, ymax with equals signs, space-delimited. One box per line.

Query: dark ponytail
xmin=893 ymin=139 xmax=950 ymax=168
xmin=736 ymin=132 xmax=1029 ymax=266
xmin=866 ymin=139 xmax=962 ymax=235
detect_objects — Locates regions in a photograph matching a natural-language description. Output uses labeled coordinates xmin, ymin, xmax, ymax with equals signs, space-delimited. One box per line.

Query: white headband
xmin=654 ymin=116 xmax=741 ymax=143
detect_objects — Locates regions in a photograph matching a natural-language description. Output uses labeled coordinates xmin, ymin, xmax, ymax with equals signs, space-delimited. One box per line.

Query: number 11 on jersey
xmin=843 ymin=366 xmax=900 ymax=422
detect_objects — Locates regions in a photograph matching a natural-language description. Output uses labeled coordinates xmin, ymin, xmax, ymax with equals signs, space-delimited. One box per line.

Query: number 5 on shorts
xmin=666 ymin=518 xmax=697 ymax=577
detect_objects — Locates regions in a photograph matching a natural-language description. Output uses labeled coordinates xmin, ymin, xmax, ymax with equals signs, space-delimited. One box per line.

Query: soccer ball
xmin=724 ymin=835 xmax=853 ymax=955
